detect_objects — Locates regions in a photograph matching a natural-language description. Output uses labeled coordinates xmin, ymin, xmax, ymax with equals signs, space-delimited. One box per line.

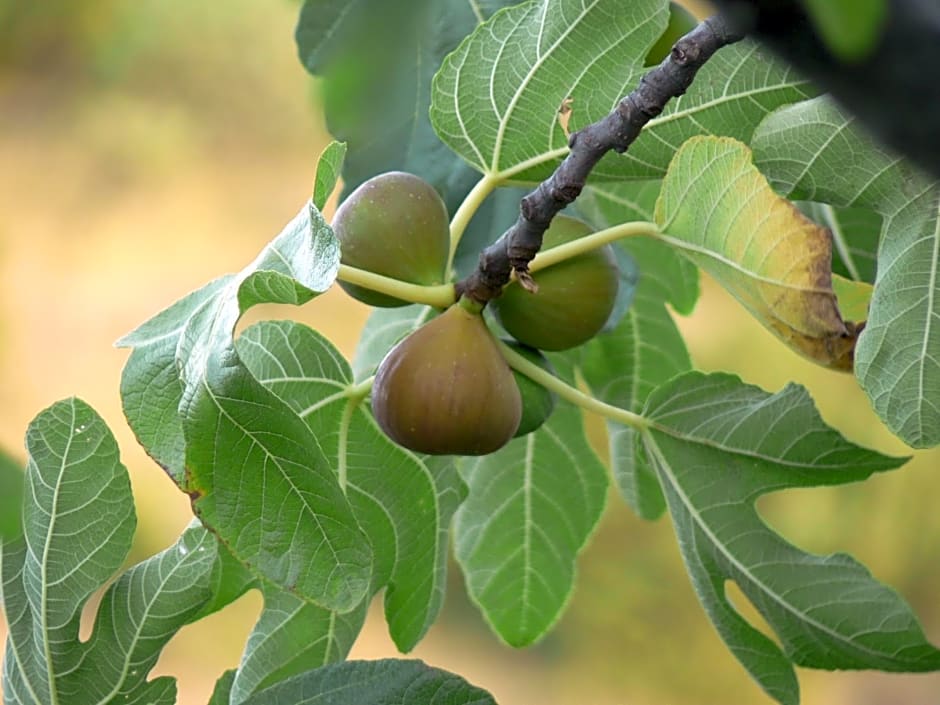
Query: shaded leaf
xmin=581 ymin=238 xmax=692 ymax=519
xmin=753 ymin=96 xmax=940 ymax=446
xmin=642 ymin=372 xmax=935 ymax=705
xmin=238 ymin=320 xmax=463 ymax=650
xmin=797 ymin=201 xmax=880 ymax=283
xmin=0 ymin=448 xmax=23 ymax=540
xmin=352 ymin=304 xmax=436 ymax=381
xmin=209 ymin=670 xmax=236 ymax=705
xmin=296 ymin=0 xmax=516 ymax=210
xmin=656 ymin=136 xmax=858 ymax=370
xmin=801 ymin=0 xmax=886 ymax=62
xmin=455 ymin=402 xmax=607 ymax=646
xmin=239 ymin=659 xmax=497 ymax=705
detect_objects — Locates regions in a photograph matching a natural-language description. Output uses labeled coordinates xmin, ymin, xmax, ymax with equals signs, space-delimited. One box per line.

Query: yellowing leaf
xmin=655 ymin=136 xmax=859 ymax=371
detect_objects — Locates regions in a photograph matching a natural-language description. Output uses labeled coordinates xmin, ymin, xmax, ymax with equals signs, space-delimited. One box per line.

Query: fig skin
xmin=504 ymin=340 xmax=557 ymax=437
xmin=334 ymin=172 xmax=450 ymax=308
xmin=492 ymin=215 xmax=619 ymax=351
xmin=645 ymin=3 xmax=698 ymax=66
xmin=371 ymin=303 xmax=522 ymax=455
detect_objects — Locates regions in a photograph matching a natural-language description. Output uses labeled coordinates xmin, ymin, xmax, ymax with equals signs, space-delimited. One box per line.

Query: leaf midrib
xmin=643 ymin=432 xmax=894 ymax=663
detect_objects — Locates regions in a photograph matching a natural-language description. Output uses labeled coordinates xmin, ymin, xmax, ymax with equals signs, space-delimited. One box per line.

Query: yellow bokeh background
xmin=1 ymin=2 xmax=938 ymax=704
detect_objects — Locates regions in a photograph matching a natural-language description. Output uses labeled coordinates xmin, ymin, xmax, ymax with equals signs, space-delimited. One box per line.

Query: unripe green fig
xmin=491 ymin=215 xmax=619 ymax=351
xmin=645 ymin=2 xmax=698 ymax=66
xmin=333 ymin=171 xmax=450 ymax=307
xmin=504 ymin=340 xmax=557 ymax=437
xmin=371 ymin=302 xmax=522 ymax=455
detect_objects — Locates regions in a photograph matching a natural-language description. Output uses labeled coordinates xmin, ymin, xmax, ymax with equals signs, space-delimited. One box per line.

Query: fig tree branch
xmin=455 ymin=14 xmax=745 ymax=305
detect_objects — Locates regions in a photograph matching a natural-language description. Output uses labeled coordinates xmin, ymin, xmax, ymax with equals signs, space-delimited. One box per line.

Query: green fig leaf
xmin=581 ymin=238 xmax=693 ymax=519
xmin=296 ymin=0 xmax=516 ymax=209
xmin=431 ymin=0 xmax=812 ymax=184
xmin=312 ymin=141 xmax=347 ymax=209
xmin=0 ymin=401 xmax=222 ymax=705
xmin=641 ymin=372 xmax=936 ymax=705
xmin=801 ymin=0 xmax=886 ymax=62
xmin=352 ymin=304 xmax=436 ymax=380
xmin=455 ymin=401 xmax=607 ymax=646
xmin=0 ymin=447 xmax=23 ymax=540
xmin=208 ymin=671 xmax=236 ymax=705
xmin=238 ymin=659 xmax=497 ymax=705
xmin=576 ymin=180 xmax=695 ymax=519
xmin=230 ymin=584 xmax=368 ymax=704
xmin=656 ymin=136 xmax=858 ymax=370
xmin=119 ymin=144 xmax=373 ymax=611
xmin=753 ymin=96 xmax=940 ymax=447
xmin=797 ymin=201 xmax=880 ymax=283
xmin=237 ymin=320 xmax=464 ymax=651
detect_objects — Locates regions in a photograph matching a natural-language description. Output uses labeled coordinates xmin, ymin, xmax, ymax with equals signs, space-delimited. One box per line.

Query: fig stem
xmin=446 ymin=173 xmax=500 ymax=279
xmin=497 ymin=340 xmax=650 ymax=431
xmin=526 ymin=220 xmax=659 ymax=275
xmin=345 ymin=377 xmax=374 ymax=402
xmin=337 ymin=264 xmax=456 ymax=308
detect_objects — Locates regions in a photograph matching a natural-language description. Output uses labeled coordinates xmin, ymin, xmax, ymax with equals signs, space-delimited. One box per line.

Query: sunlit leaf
xmin=312 ymin=141 xmax=346 ymax=209
xmin=753 ymin=96 xmax=940 ymax=446
xmin=431 ymin=0 xmax=667 ymax=181
xmin=238 ymin=320 xmax=463 ymax=650
xmin=656 ymin=136 xmax=858 ymax=370
xmin=431 ymin=0 xmax=812 ymax=184
xmin=832 ymin=275 xmax=873 ymax=324
xmin=642 ymin=372 xmax=935 ymax=705
xmin=455 ymin=402 xmax=607 ymax=646
xmin=239 ymin=659 xmax=497 ymax=705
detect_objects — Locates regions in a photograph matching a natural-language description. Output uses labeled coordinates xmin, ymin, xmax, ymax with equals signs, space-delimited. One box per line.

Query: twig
xmin=455 ymin=14 xmax=745 ymax=304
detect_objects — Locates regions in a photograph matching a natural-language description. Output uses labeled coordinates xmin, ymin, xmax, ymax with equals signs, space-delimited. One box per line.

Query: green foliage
xmin=0 ymin=448 xmax=23 ymax=540
xmin=752 ymin=96 xmax=940 ymax=446
xmin=642 ymin=372 xmax=936 ymax=704
xmin=5 ymin=1 xmax=940 ymax=704
xmin=0 ymin=400 xmax=221 ymax=705
xmin=801 ymin=0 xmax=886 ymax=62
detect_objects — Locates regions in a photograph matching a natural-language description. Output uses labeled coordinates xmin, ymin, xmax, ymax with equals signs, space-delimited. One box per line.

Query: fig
xmin=491 ymin=215 xmax=619 ymax=351
xmin=645 ymin=2 xmax=698 ymax=66
xmin=504 ymin=340 xmax=557 ymax=437
xmin=371 ymin=302 xmax=522 ymax=455
xmin=333 ymin=171 xmax=450 ymax=307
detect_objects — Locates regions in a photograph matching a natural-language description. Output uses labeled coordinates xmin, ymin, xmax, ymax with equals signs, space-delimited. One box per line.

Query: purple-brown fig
xmin=333 ymin=172 xmax=450 ymax=307
xmin=491 ymin=215 xmax=619 ymax=351
xmin=371 ymin=303 xmax=522 ymax=455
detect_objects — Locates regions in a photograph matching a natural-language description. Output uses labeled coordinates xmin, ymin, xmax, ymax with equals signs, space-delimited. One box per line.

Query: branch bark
xmin=455 ymin=14 xmax=745 ymax=305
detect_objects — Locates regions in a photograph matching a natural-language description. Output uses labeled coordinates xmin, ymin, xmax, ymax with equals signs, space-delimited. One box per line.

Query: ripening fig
xmin=491 ymin=215 xmax=619 ymax=351
xmin=504 ymin=340 xmax=557 ymax=437
xmin=333 ymin=171 xmax=450 ymax=307
xmin=645 ymin=2 xmax=698 ymax=66
xmin=371 ymin=301 xmax=522 ymax=455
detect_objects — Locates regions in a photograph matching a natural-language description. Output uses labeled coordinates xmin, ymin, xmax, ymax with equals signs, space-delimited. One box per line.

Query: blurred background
xmin=1 ymin=1 xmax=939 ymax=704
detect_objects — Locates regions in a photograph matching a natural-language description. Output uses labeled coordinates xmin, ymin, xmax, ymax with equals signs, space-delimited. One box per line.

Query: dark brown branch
xmin=455 ymin=14 xmax=745 ymax=304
